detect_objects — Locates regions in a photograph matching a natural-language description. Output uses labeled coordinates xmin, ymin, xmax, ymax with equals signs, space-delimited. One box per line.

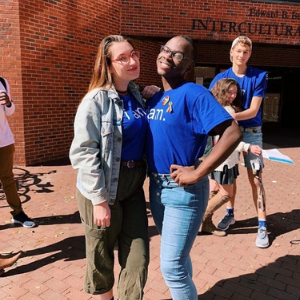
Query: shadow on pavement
xmin=0 ymin=211 xmax=81 ymax=230
xmin=0 ymin=167 xmax=57 ymax=207
xmin=144 ymin=254 xmax=300 ymax=300
xmin=147 ymin=198 xmax=300 ymax=244
xmin=2 ymin=235 xmax=85 ymax=277
xmin=199 ymin=254 xmax=300 ymax=300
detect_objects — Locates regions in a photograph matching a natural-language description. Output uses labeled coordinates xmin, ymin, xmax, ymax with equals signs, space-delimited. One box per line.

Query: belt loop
xmin=163 ymin=175 xmax=171 ymax=185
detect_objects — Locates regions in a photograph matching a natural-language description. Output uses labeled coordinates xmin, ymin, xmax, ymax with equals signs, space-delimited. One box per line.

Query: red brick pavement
xmin=0 ymin=142 xmax=299 ymax=299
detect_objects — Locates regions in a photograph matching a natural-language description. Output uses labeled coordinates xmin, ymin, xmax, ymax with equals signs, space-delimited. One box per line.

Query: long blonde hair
xmin=88 ymin=35 xmax=133 ymax=92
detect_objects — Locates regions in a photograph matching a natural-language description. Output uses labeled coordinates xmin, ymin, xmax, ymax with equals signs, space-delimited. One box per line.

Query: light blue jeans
xmin=149 ymin=173 xmax=209 ymax=300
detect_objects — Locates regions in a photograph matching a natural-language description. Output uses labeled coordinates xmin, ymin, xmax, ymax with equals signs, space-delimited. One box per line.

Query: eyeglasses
xmin=227 ymin=91 xmax=237 ymax=96
xmin=160 ymin=45 xmax=193 ymax=62
xmin=111 ymin=50 xmax=140 ymax=65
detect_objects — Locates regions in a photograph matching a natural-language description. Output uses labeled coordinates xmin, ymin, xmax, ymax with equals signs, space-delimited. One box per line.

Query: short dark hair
xmin=178 ymin=35 xmax=196 ymax=61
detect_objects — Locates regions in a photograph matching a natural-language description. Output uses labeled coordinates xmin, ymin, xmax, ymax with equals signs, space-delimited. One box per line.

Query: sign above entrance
xmin=192 ymin=6 xmax=300 ymax=37
xmin=192 ymin=19 xmax=300 ymax=36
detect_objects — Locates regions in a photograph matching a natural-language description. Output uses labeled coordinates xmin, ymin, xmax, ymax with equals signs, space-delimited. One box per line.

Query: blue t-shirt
xmin=120 ymin=93 xmax=147 ymax=161
xmin=209 ymin=67 xmax=267 ymax=128
xmin=146 ymin=82 xmax=232 ymax=174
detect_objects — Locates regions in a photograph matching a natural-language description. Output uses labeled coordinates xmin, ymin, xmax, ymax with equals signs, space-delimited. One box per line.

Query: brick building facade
xmin=0 ymin=0 xmax=299 ymax=165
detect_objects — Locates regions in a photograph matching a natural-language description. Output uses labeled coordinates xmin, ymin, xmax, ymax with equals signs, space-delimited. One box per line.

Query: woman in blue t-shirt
xmin=70 ymin=35 xmax=148 ymax=300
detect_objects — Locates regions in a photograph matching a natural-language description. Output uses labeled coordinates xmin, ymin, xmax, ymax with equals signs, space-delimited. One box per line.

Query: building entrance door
xmin=280 ymin=68 xmax=300 ymax=128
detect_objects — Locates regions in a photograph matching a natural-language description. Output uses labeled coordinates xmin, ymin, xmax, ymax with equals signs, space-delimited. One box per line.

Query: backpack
xmin=0 ymin=77 xmax=7 ymax=91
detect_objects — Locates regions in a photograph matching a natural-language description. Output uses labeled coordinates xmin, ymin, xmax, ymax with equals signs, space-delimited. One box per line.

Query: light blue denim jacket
xmin=69 ymin=82 xmax=145 ymax=205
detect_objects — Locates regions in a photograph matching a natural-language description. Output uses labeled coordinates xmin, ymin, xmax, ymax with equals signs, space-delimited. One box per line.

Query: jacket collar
xmin=108 ymin=82 xmax=145 ymax=108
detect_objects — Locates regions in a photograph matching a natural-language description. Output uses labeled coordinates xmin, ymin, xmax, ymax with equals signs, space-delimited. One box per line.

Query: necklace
xmin=116 ymin=89 xmax=128 ymax=95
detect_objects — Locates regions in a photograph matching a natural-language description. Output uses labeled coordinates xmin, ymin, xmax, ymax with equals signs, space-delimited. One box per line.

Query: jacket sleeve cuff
xmin=90 ymin=191 xmax=110 ymax=205
xmin=76 ymin=183 xmax=110 ymax=205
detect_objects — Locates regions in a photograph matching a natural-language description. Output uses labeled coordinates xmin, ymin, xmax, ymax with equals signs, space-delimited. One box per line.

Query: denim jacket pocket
xmin=101 ymin=122 xmax=114 ymax=161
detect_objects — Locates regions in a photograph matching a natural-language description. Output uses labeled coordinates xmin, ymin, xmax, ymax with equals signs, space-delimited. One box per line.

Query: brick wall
xmin=1 ymin=0 xmax=120 ymax=165
xmin=18 ymin=0 xmax=121 ymax=165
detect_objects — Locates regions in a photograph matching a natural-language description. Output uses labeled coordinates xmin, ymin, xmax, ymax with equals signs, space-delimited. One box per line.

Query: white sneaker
xmin=255 ymin=226 xmax=269 ymax=248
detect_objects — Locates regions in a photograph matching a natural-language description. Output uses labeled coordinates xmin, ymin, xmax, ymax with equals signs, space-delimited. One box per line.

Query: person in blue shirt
xmin=70 ymin=35 xmax=149 ymax=300
xmin=209 ymin=36 xmax=269 ymax=248
xmin=145 ymin=35 xmax=242 ymax=300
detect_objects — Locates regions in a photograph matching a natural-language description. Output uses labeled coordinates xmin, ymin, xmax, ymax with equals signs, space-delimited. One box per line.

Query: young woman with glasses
xmin=70 ymin=35 xmax=149 ymax=300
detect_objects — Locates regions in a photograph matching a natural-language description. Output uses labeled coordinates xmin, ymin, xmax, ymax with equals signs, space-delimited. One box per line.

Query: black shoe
xmin=12 ymin=211 xmax=36 ymax=228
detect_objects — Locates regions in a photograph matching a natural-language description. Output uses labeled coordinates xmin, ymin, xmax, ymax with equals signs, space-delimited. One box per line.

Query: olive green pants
xmin=76 ymin=165 xmax=149 ymax=300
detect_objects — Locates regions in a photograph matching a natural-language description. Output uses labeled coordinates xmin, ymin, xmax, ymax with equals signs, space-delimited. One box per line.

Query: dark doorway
xmin=280 ymin=68 xmax=300 ymax=128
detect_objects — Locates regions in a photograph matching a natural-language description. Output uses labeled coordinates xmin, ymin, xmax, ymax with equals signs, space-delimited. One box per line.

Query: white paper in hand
xmin=262 ymin=149 xmax=295 ymax=165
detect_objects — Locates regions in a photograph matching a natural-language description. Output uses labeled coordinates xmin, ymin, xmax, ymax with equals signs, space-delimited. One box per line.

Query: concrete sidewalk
xmin=0 ymin=136 xmax=299 ymax=299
